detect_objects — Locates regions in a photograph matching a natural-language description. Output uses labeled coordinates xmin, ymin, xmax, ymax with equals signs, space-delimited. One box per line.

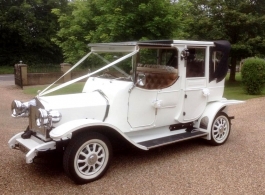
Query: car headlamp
xmin=11 ymin=99 xmax=36 ymax=117
xmin=49 ymin=110 xmax=62 ymax=123
xmin=36 ymin=108 xmax=61 ymax=129
xmin=36 ymin=108 xmax=49 ymax=127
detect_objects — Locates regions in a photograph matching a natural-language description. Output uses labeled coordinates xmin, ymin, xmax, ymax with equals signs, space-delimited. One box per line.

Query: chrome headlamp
xmin=36 ymin=108 xmax=61 ymax=129
xmin=11 ymin=99 xmax=36 ymax=117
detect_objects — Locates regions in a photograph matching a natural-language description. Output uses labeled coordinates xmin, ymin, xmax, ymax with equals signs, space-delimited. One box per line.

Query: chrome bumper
xmin=8 ymin=132 xmax=56 ymax=163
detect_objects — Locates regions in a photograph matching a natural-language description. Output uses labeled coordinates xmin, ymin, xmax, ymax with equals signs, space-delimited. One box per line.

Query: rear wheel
xmin=209 ymin=112 xmax=231 ymax=146
xmin=63 ymin=132 xmax=112 ymax=184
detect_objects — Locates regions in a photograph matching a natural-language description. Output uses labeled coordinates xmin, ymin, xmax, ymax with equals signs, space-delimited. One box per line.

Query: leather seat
xmin=136 ymin=65 xmax=178 ymax=89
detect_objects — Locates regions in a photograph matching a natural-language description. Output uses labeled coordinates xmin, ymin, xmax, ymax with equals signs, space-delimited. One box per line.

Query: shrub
xmin=241 ymin=57 xmax=265 ymax=95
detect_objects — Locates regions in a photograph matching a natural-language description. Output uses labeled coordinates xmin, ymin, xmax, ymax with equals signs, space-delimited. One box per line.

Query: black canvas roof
xmin=212 ymin=40 xmax=231 ymax=82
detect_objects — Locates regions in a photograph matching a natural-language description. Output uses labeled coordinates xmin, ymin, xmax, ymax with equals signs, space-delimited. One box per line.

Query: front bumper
xmin=8 ymin=132 xmax=56 ymax=163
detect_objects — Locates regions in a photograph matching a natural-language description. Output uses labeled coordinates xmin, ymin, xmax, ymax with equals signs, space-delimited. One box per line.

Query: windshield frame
xmin=39 ymin=46 xmax=139 ymax=96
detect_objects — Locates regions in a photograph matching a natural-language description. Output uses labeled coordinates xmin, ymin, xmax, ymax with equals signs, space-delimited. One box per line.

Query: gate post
xmin=60 ymin=63 xmax=71 ymax=82
xmin=20 ymin=64 xmax=27 ymax=86
xmin=14 ymin=62 xmax=27 ymax=88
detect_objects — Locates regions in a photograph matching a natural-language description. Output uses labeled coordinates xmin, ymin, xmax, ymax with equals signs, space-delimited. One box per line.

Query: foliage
xmin=224 ymin=73 xmax=265 ymax=100
xmin=0 ymin=66 xmax=14 ymax=74
xmin=28 ymin=64 xmax=61 ymax=73
xmin=51 ymin=1 xmax=91 ymax=64
xmin=2 ymin=0 xmax=265 ymax=74
xmin=0 ymin=0 xmax=68 ymax=66
xmin=52 ymin=0 xmax=183 ymax=63
xmin=183 ymin=0 xmax=265 ymax=81
xmin=241 ymin=57 xmax=265 ymax=95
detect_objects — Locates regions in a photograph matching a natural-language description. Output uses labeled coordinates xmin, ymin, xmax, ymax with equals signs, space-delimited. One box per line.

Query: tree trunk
xmin=229 ymin=57 xmax=237 ymax=81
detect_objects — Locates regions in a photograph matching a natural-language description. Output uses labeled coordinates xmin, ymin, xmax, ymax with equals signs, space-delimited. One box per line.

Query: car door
xmin=127 ymin=47 xmax=180 ymax=129
xmin=127 ymin=88 xmax=157 ymax=128
xmin=183 ymin=47 xmax=208 ymax=122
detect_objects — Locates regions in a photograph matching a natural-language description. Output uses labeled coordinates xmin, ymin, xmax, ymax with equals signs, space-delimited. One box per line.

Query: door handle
xmin=152 ymin=100 xmax=163 ymax=108
xmin=202 ymin=88 xmax=210 ymax=97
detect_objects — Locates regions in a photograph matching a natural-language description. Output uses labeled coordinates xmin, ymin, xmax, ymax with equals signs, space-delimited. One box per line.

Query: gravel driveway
xmin=1 ymin=80 xmax=265 ymax=195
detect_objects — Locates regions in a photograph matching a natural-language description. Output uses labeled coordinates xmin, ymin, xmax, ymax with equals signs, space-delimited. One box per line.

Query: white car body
xmin=8 ymin=40 xmax=243 ymax=183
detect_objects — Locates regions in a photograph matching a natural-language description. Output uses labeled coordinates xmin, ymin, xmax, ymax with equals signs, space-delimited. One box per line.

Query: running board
xmin=138 ymin=130 xmax=208 ymax=149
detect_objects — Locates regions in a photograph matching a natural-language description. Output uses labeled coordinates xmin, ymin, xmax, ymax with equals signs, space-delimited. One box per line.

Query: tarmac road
xmin=1 ymin=79 xmax=265 ymax=194
xmin=0 ymin=74 xmax=14 ymax=82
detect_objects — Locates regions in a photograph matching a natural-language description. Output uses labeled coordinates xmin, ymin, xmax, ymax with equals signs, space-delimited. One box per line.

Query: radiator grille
xmin=29 ymin=103 xmax=51 ymax=141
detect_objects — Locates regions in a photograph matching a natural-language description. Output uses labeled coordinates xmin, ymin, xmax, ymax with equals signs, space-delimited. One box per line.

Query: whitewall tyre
xmin=209 ymin=112 xmax=231 ymax=146
xmin=63 ymin=132 xmax=112 ymax=184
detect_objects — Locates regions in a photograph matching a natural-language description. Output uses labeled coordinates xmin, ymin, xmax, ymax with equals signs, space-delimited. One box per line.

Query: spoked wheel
xmin=63 ymin=132 xmax=112 ymax=184
xmin=209 ymin=112 xmax=231 ymax=146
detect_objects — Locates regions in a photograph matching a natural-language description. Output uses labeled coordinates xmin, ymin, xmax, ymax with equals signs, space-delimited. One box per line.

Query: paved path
xmin=0 ymin=74 xmax=14 ymax=82
xmin=1 ymin=81 xmax=265 ymax=194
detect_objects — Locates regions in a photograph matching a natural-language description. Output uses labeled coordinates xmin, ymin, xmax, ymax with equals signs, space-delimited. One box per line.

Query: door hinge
xmin=185 ymin=94 xmax=187 ymax=98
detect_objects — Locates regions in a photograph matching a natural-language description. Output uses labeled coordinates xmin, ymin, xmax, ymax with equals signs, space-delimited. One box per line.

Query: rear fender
xmin=197 ymin=99 xmax=244 ymax=140
xmin=49 ymin=119 xmax=147 ymax=150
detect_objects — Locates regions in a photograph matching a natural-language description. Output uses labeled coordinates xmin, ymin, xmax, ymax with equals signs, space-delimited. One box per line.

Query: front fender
xmin=49 ymin=119 xmax=147 ymax=150
xmin=197 ymin=98 xmax=244 ymax=140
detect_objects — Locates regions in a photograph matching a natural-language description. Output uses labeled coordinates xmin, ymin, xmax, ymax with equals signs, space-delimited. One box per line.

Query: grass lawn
xmin=23 ymin=73 xmax=265 ymax=100
xmin=0 ymin=66 xmax=13 ymax=74
xmin=23 ymin=82 xmax=85 ymax=96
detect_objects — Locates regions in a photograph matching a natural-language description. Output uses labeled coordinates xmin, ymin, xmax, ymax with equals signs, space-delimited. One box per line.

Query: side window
xmin=136 ymin=48 xmax=179 ymax=89
xmin=137 ymin=48 xmax=178 ymax=68
xmin=209 ymin=50 xmax=223 ymax=81
xmin=186 ymin=48 xmax=206 ymax=78
xmin=159 ymin=49 xmax=178 ymax=68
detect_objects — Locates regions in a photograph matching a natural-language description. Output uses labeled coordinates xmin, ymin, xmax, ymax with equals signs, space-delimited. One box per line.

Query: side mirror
xmin=128 ymin=73 xmax=146 ymax=93
xmin=181 ymin=49 xmax=190 ymax=60
xmin=137 ymin=73 xmax=146 ymax=86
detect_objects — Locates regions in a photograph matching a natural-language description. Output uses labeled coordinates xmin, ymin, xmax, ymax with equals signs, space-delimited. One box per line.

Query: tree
xmin=182 ymin=0 xmax=265 ymax=81
xmin=0 ymin=0 xmax=68 ymax=66
xmin=52 ymin=0 xmax=184 ymax=63
xmin=52 ymin=0 xmax=96 ymax=63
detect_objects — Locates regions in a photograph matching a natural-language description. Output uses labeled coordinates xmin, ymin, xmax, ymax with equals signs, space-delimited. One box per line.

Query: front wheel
xmin=63 ymin=132 xmax=112 ymax=184
xmin=209 ymin=112 xmax=231 ymax=146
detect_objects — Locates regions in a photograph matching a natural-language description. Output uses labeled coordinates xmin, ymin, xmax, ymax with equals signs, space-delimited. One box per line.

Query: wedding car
xmin=9 ymin=40 xmax=243 ymax=184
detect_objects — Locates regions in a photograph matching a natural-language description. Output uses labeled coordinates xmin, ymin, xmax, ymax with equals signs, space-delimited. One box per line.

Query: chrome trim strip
xmin=94 ymin=90 xmax=110 ymax=122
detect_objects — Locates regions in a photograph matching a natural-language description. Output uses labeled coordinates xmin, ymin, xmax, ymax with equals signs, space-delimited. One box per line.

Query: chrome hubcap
xmin=76 ymin=142 xmax=106 ymax=176
xmin=219 ymin=125 xmax=224 ymax=134
xmin=213 ymin=116 xmax=229 ymax=142
xmin=88 ymin=154 xmax=98 ymax=165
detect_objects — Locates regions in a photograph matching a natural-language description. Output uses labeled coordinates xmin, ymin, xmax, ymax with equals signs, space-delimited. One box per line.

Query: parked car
xmin=9 ymin=40 xmax=243 ymax=184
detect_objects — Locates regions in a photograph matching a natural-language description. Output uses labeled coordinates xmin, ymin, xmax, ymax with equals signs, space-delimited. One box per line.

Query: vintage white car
xmin=9 ymin=40 xmax=243 ymax=184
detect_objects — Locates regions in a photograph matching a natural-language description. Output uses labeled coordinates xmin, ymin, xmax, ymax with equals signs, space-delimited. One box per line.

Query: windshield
xmin=86 ymin=52 xmax=132 ymax=80
xmin=39 ymin=49 xmax=138 ymax=96
xmin=39 ymin=45 xmax=180 ymax=96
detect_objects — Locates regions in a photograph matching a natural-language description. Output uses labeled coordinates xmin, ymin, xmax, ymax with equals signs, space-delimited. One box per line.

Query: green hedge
xmin=241 ymin=57 xmax=265 ymax=95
